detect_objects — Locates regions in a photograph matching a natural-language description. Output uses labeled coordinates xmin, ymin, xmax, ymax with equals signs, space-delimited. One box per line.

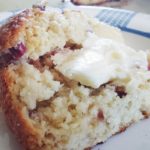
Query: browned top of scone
xmin=0 ymin=9 xmax=30 ymax=52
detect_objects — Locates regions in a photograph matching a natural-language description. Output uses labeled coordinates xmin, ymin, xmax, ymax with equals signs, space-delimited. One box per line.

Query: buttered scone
xmin=0 ymin=6 xmax=150 ymax=150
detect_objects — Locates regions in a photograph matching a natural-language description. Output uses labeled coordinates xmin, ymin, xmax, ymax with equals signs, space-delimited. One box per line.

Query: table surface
xmin=123 ymin=0 xmax=150 ymax=14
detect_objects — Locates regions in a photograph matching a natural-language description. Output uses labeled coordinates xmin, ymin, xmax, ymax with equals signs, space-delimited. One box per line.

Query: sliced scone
xmin=0 ymin=6 xmax=150 ymax=150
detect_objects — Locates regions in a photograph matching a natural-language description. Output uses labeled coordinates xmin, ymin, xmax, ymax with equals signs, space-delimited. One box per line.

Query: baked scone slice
xmin=0 ymin=6 xmax=150 ymax=150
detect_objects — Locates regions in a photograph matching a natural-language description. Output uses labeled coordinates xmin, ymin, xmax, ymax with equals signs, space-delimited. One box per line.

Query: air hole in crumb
xmin=64 ymin=41 xmax=82 ymax=50
xmin=28 ymin=109 xmax=38 ymax=119
xmin=90 ymin=86 xmax=104 ymax=96
xmin=45 ymin=133 xmax=56 ymax=140
xmin=36 ymin=100 xmax=51 ymax=108
xmin=68 ymin=104 xmax=76 ymax=111
xmin=97 ymin=109 xmax=104 ymax=121
xmin=29 ymin=100 xmax=52 ymax=118
xmin=141 ymin=110 xmax=149 ymax=118
xmin=40 ymin=55 xmax=54 ymax=68
xmin=90 ymin=82 xmax=111 ymax=96
xmin=115 ymin=86 xmax=127 ymax=98
xmin=29 ymin=59 xmax=44 ymax=72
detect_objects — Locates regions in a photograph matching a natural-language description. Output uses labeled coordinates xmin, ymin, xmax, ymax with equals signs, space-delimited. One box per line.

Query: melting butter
xmin=53 ymin=33 xmax=148 ymax=88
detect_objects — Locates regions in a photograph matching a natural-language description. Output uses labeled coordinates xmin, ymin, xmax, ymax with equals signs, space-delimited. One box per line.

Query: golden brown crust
xmin=0 ymin=9 xmax=30 ymax=52
xmin=0 ymin=69 xmax=43 ymax=150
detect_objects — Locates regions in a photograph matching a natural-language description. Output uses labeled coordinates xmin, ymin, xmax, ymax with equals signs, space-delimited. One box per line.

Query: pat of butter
xmin=53 ymin=33 xmax=148 ymax=88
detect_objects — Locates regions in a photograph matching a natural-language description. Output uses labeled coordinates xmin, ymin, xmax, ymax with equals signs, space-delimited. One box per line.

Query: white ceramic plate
xmin=0 ymin=3 xmax=150 ymax=150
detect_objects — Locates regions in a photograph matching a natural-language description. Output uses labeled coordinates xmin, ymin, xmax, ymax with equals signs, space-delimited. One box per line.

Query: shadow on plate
xmin=0 ymin=111 xmax=21 ymax=150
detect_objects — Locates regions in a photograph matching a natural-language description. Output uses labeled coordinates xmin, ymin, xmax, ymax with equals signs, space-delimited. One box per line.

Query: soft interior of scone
xmin=1 ymin=7 xmax=150 ymax=150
